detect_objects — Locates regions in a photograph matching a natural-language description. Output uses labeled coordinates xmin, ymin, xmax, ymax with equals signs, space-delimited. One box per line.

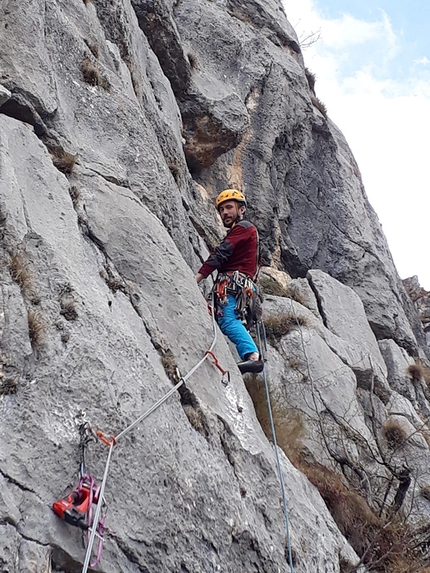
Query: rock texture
xmin=1 ymin=0 xmax=430 ymax=572
xmin=165 ymin=0 xmax=425 ymax=356
xmin=404 ymin=276 xmax=430 ymax=345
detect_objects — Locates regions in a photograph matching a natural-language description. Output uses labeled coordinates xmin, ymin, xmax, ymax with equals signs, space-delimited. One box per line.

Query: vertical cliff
xmin=1 ymin=1 xmax=429 ymax=572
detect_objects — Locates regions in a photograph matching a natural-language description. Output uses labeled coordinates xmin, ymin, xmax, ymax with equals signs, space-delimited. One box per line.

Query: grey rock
xmin=404 ymin=275 xmax=430 ymax=341
xmin=379 ymin=338 xmax=430 ymax=417
xmin=0 ymin=524 xmax=20 ymax=573
xmin=289 ymin=277 xmax=321 ymax=317
xmin=174 ymin=0 xmax=424 ymax=356
xmin=17 ymin=539 xmax=52 ymax=573
xmin=379 ymin=339 xmax=416 ymax=401
xmin=261 ymin=296 xmax=376 ymax=463
xmin=307 ymin=270 xmax=391 ymax=400
xmin=132 ymin=0 xmax=250 ymax=171
xmin=386 ymin=390 xmax=427 ymax=428
xmin=1 ymin=0 xmax=430 ymax=570
xmin=0 ymin=84 xmax=11 ymax=107
xmin=264 ymin=292 xmax=372 ymax=381
xmin=130 ymin=0 xmax=193 ymax=95
xmin=259 ymin=267 xmax=321 ymax=318
xmin=0 ymin=112 xmax=356 ymax=573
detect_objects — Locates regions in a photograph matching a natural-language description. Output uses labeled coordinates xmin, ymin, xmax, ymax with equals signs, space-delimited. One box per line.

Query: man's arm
xmin=195 ymin=223 xmax=252 ymax=281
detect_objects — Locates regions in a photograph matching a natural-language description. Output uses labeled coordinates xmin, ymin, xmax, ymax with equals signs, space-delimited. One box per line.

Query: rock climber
xmin=195 ymin=189 xmax=264 ymax=375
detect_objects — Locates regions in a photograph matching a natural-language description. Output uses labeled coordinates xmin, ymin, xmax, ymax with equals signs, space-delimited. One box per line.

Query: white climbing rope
xmin=81 ymin=298 xmax=220 ymax=573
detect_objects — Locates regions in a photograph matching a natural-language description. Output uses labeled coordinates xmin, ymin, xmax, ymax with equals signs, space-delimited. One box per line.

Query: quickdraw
xmin=205 ymin=349 xmax=230 ymax=385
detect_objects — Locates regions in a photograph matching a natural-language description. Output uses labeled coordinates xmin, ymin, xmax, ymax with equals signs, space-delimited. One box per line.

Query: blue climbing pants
xmin=216 ymin=295 xmax=259 ymax=360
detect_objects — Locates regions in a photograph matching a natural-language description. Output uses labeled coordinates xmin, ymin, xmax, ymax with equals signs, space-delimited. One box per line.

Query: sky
xmin=282 ymin=0 xmax=430 ymax=290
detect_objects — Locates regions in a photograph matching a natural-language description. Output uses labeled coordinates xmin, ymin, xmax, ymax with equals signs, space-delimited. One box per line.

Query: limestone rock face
xmin=163 ymin=0 xmax=426 ymax=356
xmin=307 ymin=269 xmax=390 ymax=400
xmin=256 ymin=274 xmax=430 ymax=546
xmin=1 ymin=0 xmax=430 ymax=572
xmin=0 ymin=85 xmax=11 ymax=107
xmin=131 ymin=0 xmax=251 ymax=171
xmin=404 ymin=276 xmax=430 ymax=345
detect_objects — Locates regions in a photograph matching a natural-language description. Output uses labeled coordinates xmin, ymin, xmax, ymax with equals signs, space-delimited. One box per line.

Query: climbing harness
xmin=52 ymin=415 xmax=111 ymax=568
xmin=211 ymin=271 xmax=262 ymax=329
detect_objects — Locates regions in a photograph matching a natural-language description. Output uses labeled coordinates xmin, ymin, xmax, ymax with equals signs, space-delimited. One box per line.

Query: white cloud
xmin=282 ymin=0 xmax=430 ymax=290
xmin=322 ymin=11 xmax=398 ymax=54
xmin=287 ymin=2 xmax=398 ymax=57
xmin=414 ymin=56 xmax=430 ymax=66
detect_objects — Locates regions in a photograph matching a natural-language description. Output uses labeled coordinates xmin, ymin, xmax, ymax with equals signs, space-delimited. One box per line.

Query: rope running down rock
xmin=82 ymin=296 xmax=221 ymax=572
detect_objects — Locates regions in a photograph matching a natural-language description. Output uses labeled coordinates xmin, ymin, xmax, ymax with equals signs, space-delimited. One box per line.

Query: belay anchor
xmin=52 ymin=413 xmax=111 ymax=568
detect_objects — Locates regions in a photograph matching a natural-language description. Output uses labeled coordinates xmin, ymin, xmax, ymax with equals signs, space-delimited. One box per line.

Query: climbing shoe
xmin=237 ymin=359 xmax=264 ymax=375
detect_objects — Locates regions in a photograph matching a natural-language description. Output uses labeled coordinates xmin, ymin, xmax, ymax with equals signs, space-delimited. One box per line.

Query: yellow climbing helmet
xmin=215 ymin=189 xmax=247 ymax=211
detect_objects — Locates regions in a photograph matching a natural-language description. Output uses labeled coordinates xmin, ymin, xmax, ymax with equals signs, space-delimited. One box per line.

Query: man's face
xmin=219 ymin=201 xmax=244 ymax=228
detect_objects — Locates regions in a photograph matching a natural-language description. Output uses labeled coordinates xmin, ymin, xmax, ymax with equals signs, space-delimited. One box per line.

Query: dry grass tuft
xmin=60 ymin=299 xmax=78 ymax=321
xmin=305 ymin=67 xmax=316 ymax=94
xmin=177 ymin=381 xmax=209 ymax=438
xmin=311 ymin=94 xmax=327 ymax=118
xmin=81 ymin=56 xmax=111 ymax=91
xmin=408 ymin=360 xmax=430 ymax=383
xmin=181 ymin=403 xmax=208 ymax=437
xmin=264 ymin=311 xmax=310 ymax=346
xmin=408 ymin=362 xmax=424 ymax=382
xmin=69 ymin=186 xmax=81 ymax=208
xmin=245 ymin=376 xmax=305 ymax=462
xmin=295 ymin=460 xmax=427 ymax=571
xmin=421 ymin=485 xmax=430 ymax=502
xmin=420 ymin=426 xmax=430 ymax=450
xmin=99 ymin=268 xmax=125 ymax=294
xmin=106 ymin=276 xmax=124 ymax=293
xmin=167 ymin=161 xmax=182 ymax=186
xmin=47 ymin=146 xmax=76 ymax=175
xmin=161 ymin=349 xmax=180 ymax=382
xmin=382 ymin=418 xmax=408 ymax=450
xmin=27 ymin=309 xmax=46 ymax=348
xmin=0 ymin=376 xmax=18 ymax=396
xmin=302 ymin=461 xmax=380 ymax=531
xmin=10 ymin=252 xmax=33 ymax=295
xmin=129 ymin=67 xmax=140 ymax=99
xmin=187 ymin=52 xmax=199 ymax=70
xmin=288 ymin=356 xmax=303 ymax=371
xmin=61 ymin=332 xmax=70 ymax=344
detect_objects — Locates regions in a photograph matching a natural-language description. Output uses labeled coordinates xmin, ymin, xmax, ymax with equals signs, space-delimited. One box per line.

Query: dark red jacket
xmin=198 ymin=220 xmax=259 ymax=279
